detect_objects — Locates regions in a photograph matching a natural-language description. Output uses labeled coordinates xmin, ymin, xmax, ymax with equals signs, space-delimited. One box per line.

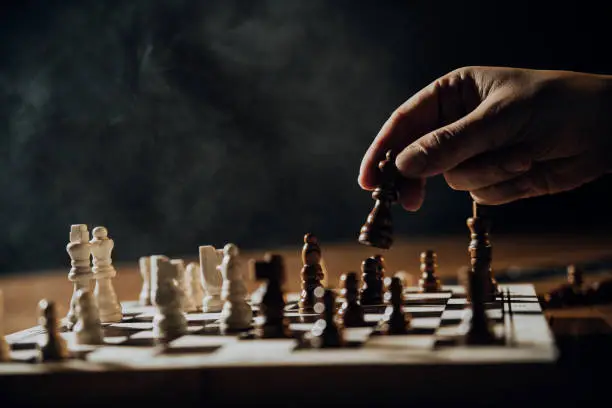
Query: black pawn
xmin=310 ymin=288 xmax=343 ymax=348
xmin=252 ymin=254 xmax=291 ymax=339
xmin=338 ymin=272 xmax=365 ymax=327
xmin=419 ymin=250 xmax=441 ymax=292
xmin=358 ymin=150 xmax=399 ymax=249
xmin=360 ymin=257 xmax=384 ymax=305
xmin=37 ymin=299 xmax=69 ymax=362
xmin=383 ymin=277 xmax=410 ymax=335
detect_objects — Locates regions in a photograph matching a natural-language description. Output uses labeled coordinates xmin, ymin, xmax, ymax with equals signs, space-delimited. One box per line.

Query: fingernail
xmin=395 ymin=145 xmax=427 ymax=176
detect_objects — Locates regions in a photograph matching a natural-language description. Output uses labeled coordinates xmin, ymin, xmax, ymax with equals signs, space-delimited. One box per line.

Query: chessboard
xmin=1 ymin=283 xmax=557 ymax=407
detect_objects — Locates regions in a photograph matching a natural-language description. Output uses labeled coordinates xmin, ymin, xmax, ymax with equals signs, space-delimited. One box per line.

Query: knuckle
xmin=387 ymin=108 xmax=406 ymax=126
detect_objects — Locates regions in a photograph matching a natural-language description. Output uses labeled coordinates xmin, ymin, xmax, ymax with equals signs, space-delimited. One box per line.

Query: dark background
xmin=1 ymin=0 xmax=612 ymax=274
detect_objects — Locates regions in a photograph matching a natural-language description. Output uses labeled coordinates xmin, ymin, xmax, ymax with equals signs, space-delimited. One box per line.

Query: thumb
xmin=395 ymin=97 xmax=512 ymax=178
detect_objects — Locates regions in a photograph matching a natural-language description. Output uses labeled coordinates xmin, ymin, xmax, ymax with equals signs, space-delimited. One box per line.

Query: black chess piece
xmin=299 ymin=233 xmax=324 ymax=313
xmin=373 ymin=254 xmax=387 ymax=277
xmin=358 ymin=150 xmax=399 ymax=249
xmin=589 ymin=276 xmax=612 ymax=305
xmin=419 ymin=250 xmax=441 ymax=292
xmin=310 ymin=288 xmax=344 ymax=348
xmin=461 ymin=267 xmax=495 ymax=345
xmin=37 ymin=299 xmax=69 ymax=362
xmin=338 ymin=272 xmax=366 ymax=327
xmin=252 ymin=254 xmax=291 ymax=339
xmin=360 ymin=257 xmax=384 ymax=305
xmin=382 ymin=277 xmax=410 ymax=335
xmin=544 ymin=264 xmax=587 ymax=308
xmin=467 ymin=201 xmax=498 ymax=302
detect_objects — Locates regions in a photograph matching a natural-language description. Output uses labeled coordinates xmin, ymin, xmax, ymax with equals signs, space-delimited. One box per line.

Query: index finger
xmin=358 ymin=70 xmax=477 ymax=190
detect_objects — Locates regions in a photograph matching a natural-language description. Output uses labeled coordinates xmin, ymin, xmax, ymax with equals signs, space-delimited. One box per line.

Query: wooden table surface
xmin=3 ymin=232 xmax=612 ymax=334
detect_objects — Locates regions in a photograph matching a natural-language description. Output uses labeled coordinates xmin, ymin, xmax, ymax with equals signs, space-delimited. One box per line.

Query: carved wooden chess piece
xmin=199 ymin=245 xmax=224 ymax=313
xmin=151 ymin=255 xmax=188 ymax=342
xmin=138 ymin=256 xmax=152 ymax=306
xmin=467 ymin=202 xmax=498 ymax=302
xmin=66 ymin=224 xmax=93 ymax=331
xmin=419 ymin=250 xmax=441 ymax=292
xmin=360 ymin=256 xmax=384 ymax=305
xmin=74 ymin=289 xmax=104 ymax=345
xmin=358 ymin=150 xmax=399 ymax=249
xmin=38 ymin=299 xmax=69 ymax=362
xmin=382 ymin=277 xmax=411 ymax=335
xmin=460 ymin=267 xmax=495 ymax=345
xmin=252 ymin=254 xmax=291 ymax=339
xmin=90 ymin=226 xmax=123 ymax=323
xmin=544 ymin=264 xmax=587 ymax=307
xmin=299 ymin=233 xmax=324 ymax=313
xmin=338 ymin=272 xmax=366 ymax=327
xmin=310 ymin=288 xmax=344 ymax=348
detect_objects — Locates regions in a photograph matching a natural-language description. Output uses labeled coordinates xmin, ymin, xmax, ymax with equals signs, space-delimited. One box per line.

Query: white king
xmin=90 ymin=226 xmax=122 ymax=323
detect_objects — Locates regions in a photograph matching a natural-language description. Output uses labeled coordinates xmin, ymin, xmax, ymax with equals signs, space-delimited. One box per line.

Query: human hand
xmin=358 ymin=66 xmax=612 ymax=210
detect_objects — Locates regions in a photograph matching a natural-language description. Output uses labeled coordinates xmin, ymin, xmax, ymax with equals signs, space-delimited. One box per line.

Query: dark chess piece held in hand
xmin=358 ymin=150 xmax=399 ymax=250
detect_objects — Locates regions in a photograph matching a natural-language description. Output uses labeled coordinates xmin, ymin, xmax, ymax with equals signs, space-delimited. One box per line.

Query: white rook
xmin=152 ymin=256 xmax=187 ymax=341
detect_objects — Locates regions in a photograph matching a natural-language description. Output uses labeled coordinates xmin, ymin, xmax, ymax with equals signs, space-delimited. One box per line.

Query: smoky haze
xmin=1 ymin=1 xmax=612 ymax=273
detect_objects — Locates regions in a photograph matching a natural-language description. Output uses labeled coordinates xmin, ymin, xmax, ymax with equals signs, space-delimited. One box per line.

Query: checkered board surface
xmin=3 ymin=283 xmax=557 ymax=371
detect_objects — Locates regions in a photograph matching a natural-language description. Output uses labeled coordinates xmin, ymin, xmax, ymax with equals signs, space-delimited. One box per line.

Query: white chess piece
xmin=0 ymin=289 xmax=11 ymax=362
xmin=171 ymin=259 xmax=197 ymax=313
xmin=138 ymin=256 xmax=152 ymax=306
xmin=152 ymin=256 xmax=187 ymax=341
xmin=66 ymin=224 xmax=94 ymax=330
xmin=199 ymin=245 xmax=223 ymax=312
xmin=220 ymin=244 xmax=252 ymax=333
xmin=186 ymin=262 xmax=204 ymax=311
xmin=74 ymin=289 xmax=104 ymax=345
xmin=90 ymin=226 xmax=122 ymax=323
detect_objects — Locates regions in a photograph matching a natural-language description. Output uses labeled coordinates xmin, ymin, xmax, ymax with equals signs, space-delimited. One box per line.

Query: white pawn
xmin=138 ymin=256 xmax=152 ymax=306
xmin=199 ymin=245 xmax=223 ymax=312
xmin=186 ymin=262 xmax=204 ymax=312
xmin=66 ymin=224 xmax=94 ymax=330
xmin=152 ymin=256 xmax=187 ymax=341
xmin=171 ymin=259 xmax=196 ymax=313
xmin=0 ymin=289 xmax=11 ymax=362
xmin=74 ymin=289 xmax=104 ymax=345
xmin=90 ymin=226 xmax=122 ymax=323
xmin=219 ymin=244 xmax=252 ymax=333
